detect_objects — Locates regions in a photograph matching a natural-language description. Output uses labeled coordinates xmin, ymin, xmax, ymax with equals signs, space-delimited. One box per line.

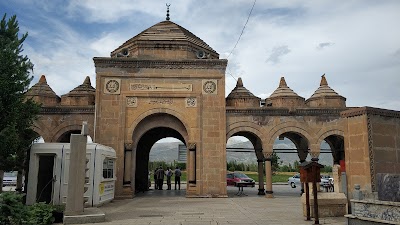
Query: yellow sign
xmin=99 ymin=183 xmax=105 ymax=195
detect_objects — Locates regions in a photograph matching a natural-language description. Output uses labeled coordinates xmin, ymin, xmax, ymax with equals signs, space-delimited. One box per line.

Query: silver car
xmin=288 ymin=173 xmax=301 ymax=188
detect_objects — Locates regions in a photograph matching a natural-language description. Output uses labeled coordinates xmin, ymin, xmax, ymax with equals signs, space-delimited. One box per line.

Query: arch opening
xmin=322 ymin=135 xmax=345 ymax=165
xmin=129 ymin=113 xmax=189 ymax=195
xmin=226 ymin=131 xmax=264 ymax=195
xmin=135 ymin=127 xmax=186 ymax=193
xmin=274 ymin=132 xmax=309 ymax=163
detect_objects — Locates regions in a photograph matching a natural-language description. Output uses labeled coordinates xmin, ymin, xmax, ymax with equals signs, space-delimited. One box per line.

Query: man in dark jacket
xmin=156 ymin=166 xmax=164 ymax=190
xmin=153 ymin=168 xmax=158 ymax=190
xmin=174 ymin=166 xmax=181 ymax=190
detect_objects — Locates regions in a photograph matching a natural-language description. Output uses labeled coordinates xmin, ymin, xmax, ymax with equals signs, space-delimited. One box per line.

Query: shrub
xmin=27 ymin=202 xmax=55 ymax=225
xmin=0 ymin=192 xmax=28 ymax=225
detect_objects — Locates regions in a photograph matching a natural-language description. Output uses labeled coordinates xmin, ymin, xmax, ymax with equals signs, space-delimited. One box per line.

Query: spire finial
xmin=39 ymin=75 xmax=47 ymax=84
xmin=166 ymin=3 xmax=171 ymax=21
xmin=83 ymin=76 xmax=91 ymax=86
xmin=237 ymin=77 xmax=243 ymax=87
xmin=320 ymin=74 xmax=328 ymax=86
xmin=279 ymin=77 xmax=287 ymax=88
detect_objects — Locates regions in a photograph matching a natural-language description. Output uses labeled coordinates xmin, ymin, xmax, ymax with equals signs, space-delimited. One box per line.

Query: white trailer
xmin=26 ymin=143 xmax=116 ymax=206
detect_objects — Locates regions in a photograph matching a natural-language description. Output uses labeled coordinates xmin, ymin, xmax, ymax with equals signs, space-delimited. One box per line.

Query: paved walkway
xmin=89 ymin=185 xmax=346 ymax=225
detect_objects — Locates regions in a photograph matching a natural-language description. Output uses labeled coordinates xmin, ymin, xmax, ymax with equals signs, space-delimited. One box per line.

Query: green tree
xmin=293 ymin=160 xmax=300 ymax=171
xmin=0 ymin=14 xmax=40 ymax=191
xmin=271 ymin=152 xmax=280 ymax=172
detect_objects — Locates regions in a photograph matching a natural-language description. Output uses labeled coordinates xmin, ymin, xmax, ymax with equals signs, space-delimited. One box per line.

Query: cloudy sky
xmin=2 ymin=0 xmax=400 ymax=110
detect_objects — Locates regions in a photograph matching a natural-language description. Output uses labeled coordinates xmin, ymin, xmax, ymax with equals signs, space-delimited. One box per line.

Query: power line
xmin=225 ymin=0 xmax=257 ymax=83
xmin=226 ymin=0 xmax=256 ymax=60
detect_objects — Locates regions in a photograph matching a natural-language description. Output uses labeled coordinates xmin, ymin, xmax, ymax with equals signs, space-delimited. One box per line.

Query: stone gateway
xmin=27 ymin=19 xmax=400 ymax=202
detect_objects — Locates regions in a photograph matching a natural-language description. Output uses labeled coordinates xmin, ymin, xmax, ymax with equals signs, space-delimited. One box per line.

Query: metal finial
xmin=166 ymin=3 xmax=171 ymax=21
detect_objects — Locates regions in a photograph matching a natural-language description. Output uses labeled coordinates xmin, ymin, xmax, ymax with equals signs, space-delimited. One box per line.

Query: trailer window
xmin=103 ymin=159 xmax=114 ymax=179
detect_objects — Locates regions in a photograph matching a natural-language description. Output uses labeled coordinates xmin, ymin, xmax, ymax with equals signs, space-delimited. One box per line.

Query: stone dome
xmin=306 ymin=75 xmax=346 ymax=108
xmin=111 ymin=20 xmax=219 ymax=60
xmin=61 ymin=76 xmax=96 ymax=106
xmin=226 ymin=78 xmax=260 ymax=107
xmin=26 ymin=75 xmax=60 ymax=106
xmin=265 ymin=77 xmax=305 ymax=108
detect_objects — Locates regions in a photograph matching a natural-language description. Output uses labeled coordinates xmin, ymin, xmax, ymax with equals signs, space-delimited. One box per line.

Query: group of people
xmin=153 ymin=166 xmax=182 ymax=190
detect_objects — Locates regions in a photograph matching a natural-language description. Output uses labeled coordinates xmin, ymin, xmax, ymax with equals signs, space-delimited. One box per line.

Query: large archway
xmin=135 ymin=127 xmax=186 ymax=192
xmin=130 ymin=113 xmax=189 ymax=194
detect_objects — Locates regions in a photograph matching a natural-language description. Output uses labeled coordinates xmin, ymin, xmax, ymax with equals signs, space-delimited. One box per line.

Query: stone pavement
xmin=86 ymin=185 xmax=346 ymax=225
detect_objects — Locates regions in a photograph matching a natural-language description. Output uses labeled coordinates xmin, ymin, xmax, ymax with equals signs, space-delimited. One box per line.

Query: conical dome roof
xmin=26 ymin=75 xmax=58 ymax=98
xmin=25 ymin=75 xmax=60 ymax=106
xmin=269 ymin=77 xmax=300 ymax=98
xmin=306 ymin=75 xmax=346 ymax=108
xmin=226 ymin=78 xmax=260 ymax=107
xmin=227 ymin=78 xmax=258 ymax=99
xmin=61 ymin=76 xmax=95 ymax=106
xmin=111 ymin=20 xmax=219 ymax=59
xmin=65 ymin=76 xmax=95 ymax=95
xmin=309 ymin=74 xmax=343 ymax=98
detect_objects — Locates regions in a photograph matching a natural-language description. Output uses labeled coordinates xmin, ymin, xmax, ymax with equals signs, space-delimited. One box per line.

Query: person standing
xmin=166 ymin=167 xmax=172 ymax=190
xmin=174 ymin=166 xmax=181 ymax=190
xmin=153 ymin=168 xmax=158 ymax=190
xmin=156 ymin=166 xmax=164 ymax=190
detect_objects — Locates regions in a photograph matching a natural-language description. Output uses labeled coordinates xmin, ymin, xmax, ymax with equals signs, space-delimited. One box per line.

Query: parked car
xmin=320 ymin=175 xmax=333 ymax=187
xmin=288 ymin=173 xmax=301 ymax=188
xmin=3 ymin=171 xmax=17 ymax=186
xmin=288 ymin=173 xmax=334 ymax=189
xmin=226 ymin=172 xmax=255 ymax=187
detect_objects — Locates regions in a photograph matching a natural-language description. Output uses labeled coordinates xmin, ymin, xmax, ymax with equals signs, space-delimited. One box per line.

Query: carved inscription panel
xmin=130 ymin=83 xmax=192 ymax=92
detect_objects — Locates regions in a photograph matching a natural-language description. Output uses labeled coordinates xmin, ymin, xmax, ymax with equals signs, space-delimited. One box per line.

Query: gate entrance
xmin=132 ymin=113 xmax=188 ymax=193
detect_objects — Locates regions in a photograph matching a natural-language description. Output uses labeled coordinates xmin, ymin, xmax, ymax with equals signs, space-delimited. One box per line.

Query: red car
xmin=226 ymin=172 xmax=255 ymax=187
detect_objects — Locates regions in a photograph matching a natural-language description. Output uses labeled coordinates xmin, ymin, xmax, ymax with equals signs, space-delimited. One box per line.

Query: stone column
xmin=263 ymin=152 xmax=273 ymax=198
xmin=188 ymin=143 xmax=196 ymax=184
xmin=130 ymin=147 xmax=137 ymax=195
xmin=257 ymin=159 xmax=265 ymax=195
xmin=65 ymin=122 xmax=88 ymax=215
xmin=124 ymin=142 xmax=132 ymax=185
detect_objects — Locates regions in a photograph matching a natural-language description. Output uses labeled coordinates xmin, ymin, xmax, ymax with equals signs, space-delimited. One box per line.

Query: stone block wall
xmin=341 ymin=107 xmax=400 ymax=196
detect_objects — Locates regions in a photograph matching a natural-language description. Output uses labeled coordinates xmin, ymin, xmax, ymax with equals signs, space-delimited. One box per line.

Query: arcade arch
xmin=128 ymin=113 xmax=189 ymax=194
xmin=226 ymin=131 xmax=265 ymax=195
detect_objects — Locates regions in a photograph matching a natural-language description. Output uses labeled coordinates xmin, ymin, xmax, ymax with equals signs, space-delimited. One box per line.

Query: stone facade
xmin=341 ymin=107 xmax=400 ymax=195
xmin=26 ymin=19 xmax=399 ymax=202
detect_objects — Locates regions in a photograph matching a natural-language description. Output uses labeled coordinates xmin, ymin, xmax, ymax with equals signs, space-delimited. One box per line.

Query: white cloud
xmin=5 ymin=0 xmax=399 ymax=110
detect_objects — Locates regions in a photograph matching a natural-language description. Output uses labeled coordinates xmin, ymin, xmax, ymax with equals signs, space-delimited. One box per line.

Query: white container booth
xmin=26 ymin=143 xmax=116 ymax=206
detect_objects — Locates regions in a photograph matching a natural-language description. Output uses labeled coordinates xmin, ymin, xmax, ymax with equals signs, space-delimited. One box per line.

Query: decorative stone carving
xmin=124 ymin=142 xmax=132 ymax=150
xmin=366 ymin=114 xmax=376 ymax=191
xmin=148 ymin=98 xmax=173 ymax=105
xmin=263 ymin=152 xmax=273 ymax=160
xmin=104 ymin=78 xmax=121 ymax=94
xmin=130 ymin=83 xmax=192 ymax=92
xmin=202 ymin=80 xmax=217 ymax=94
xmin=309 ymin=151 xmax=320 ymax=159
xmin=188 ymin=142 xmax=196 ymax=150
xmin=126 ymin=97 xmax=137 ymax=107
xmin=185 ymin=97 xmax=197 ymax=107
xmin=351 ymin=200 xmax=400 ymax=223
xmin=377 ymin=173 xmax=400 ymax=202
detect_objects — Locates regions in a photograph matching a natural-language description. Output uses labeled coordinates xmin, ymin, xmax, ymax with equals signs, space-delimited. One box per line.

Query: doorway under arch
xmin=130 ymin=113 xmax=189 ymax=195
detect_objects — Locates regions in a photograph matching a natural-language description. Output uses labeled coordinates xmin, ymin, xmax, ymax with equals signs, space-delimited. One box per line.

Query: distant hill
xmin=149 ymin=139 xmax=333 ymax=166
